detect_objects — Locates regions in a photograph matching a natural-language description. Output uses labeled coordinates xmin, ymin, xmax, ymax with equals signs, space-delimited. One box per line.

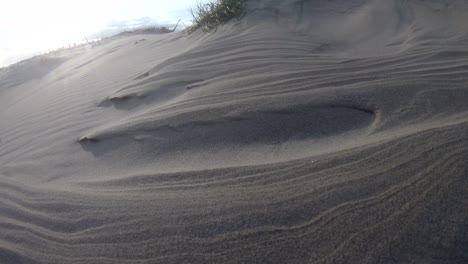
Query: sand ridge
xmin=0 ymin=0 xmax=467 ymax=263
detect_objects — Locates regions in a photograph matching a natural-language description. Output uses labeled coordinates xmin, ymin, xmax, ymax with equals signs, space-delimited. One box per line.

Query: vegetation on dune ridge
xmin=189 ymin=0 xmax=243 ymax=33
xmin=117 ymin=26 xmax=173 ymax=36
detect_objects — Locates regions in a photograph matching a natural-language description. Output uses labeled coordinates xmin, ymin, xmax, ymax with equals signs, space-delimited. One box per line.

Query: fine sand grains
xmin=0 ymin=0 xmax=467 ymax=263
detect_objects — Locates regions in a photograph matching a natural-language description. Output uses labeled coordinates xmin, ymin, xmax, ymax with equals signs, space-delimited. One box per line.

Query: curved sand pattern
xmin=1 ymin=0 xmax=467 ymax=263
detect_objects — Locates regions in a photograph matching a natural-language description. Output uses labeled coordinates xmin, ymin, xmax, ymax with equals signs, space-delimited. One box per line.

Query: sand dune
xmin=1 ymin=0 xmax=467 ymax=263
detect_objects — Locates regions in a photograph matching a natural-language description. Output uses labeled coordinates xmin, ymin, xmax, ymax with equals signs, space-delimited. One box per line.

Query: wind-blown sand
xmin=1 ymin=0 xmax=467 ymax=263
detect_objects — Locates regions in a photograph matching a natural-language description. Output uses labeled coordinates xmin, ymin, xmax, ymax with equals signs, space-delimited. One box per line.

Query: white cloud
xmin=0 ymin=0 xmax=197 ymax=66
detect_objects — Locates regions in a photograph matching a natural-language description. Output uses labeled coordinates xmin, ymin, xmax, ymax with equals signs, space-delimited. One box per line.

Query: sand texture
xmin=0 ymin=0 xmax=467 ymax=263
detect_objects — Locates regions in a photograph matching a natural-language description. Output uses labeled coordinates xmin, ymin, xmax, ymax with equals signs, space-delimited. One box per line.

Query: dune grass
xmin=189 ymin=0 xmax=243 ymax=32
xmin=118 ymin=26 xmax=173 ymax=35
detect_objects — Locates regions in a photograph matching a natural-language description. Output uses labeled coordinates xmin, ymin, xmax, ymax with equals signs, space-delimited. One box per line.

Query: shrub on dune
xmin=189 ymin=0 xmax=243 ymax=32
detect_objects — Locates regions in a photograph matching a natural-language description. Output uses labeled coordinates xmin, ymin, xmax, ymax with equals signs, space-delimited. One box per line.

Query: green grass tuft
xmin=189 ymin=0 xmax=243 ymax=33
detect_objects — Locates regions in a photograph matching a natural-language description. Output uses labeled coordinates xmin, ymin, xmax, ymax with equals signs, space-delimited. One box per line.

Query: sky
xmin=0 ymin=0 xmax=198 ymax=67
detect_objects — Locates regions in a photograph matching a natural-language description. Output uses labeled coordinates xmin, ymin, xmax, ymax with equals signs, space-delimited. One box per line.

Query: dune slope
xmin=0 ymin=0 xmax=467 ymax=263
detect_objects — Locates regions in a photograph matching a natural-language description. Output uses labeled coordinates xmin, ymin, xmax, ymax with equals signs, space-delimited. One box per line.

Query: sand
xmin=0 ymin=0 xmax=467 ymax=263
